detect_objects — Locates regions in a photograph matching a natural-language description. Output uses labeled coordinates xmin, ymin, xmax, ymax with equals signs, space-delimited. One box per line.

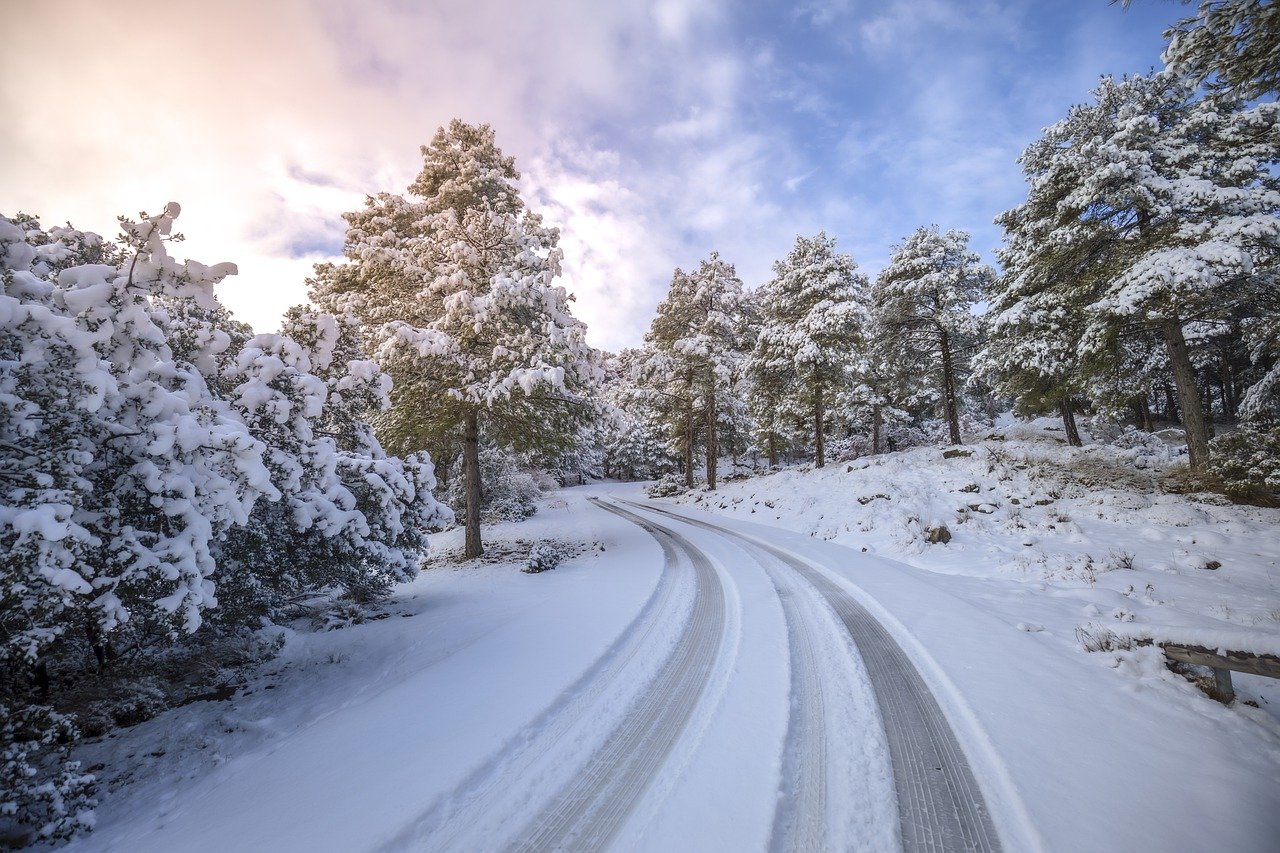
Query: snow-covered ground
xmin=676 ymin=419 xmax=1280 ymax=683
xmin=46 ymin=427 xmax=1280 ymax=851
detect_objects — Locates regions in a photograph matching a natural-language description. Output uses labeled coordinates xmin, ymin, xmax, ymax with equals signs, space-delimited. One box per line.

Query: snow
xmin=31 ymin=424 xmax=1280 ymax=852
xmin=56 ymin=493 xmax=666 ymax=851
xmin=663 ymin=424 xmax=1280 ymax=850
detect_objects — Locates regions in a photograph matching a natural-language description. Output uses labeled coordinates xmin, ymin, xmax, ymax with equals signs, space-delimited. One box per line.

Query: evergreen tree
xmin=643 ymin=253 xmax=749 ymax=490
xmin=1001 ymin=72 xmax=1279 ymax=471
xmin=748 ymin=233 xmax=869 ymax=468
xmin=1162 ymin=0 xmax=1280 ymax=99
xmin=311 ymin=121 xmax=600 ymax=557
xmin=598 ymin=349 xmax=677 ymax=480
xmin=873 ymin=227 xmax=992 ymax=446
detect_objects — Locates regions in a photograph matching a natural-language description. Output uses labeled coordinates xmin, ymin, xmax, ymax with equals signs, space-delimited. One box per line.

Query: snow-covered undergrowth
xmin=674 ymin=418 xmax=1280 ymax=710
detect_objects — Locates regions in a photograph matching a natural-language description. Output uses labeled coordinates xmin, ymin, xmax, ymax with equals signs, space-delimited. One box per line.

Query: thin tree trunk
xmin=940 ymin=329 xmax=962 ymax=445
xmin=463 ymin=409 xmax=483 ymax=559
xmin=1162 ymin=382 xmax=1179 ymax=424
xmin=1162 ymin=321 xmax=1211 ymax=472
xmin=1220 ymin=357 xmax=1237 ymax=418
xmin=872 ymin=404 xmax=883 ymax=455
xmin=706 ymin=390 xmax=718 ymax=491
xmin=814 ymin=383 xmax=825 ymax=468
xmin=768 ymin=433 xmax=778 ymax=468
xmin=684 ymin=396 xmax=695 ymax=489
xmin=1059 ymin=397 xmax=1082 ymax=447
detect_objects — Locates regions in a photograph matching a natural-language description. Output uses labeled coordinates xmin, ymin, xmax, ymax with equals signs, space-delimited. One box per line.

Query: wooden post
xmin=1211 ymin=668 xmax=1235 ymax=704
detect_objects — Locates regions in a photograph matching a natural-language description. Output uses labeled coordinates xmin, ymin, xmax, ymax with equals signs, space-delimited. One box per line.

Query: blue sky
xmin=3 ymin=0 xmax=1179 ymax=352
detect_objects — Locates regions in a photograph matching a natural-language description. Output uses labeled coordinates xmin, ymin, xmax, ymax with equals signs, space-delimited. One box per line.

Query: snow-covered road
xmin=63 ymin=485 xmax=1280 ymax=853
xmin=628 ymin=499 xmax=1001 ymax=852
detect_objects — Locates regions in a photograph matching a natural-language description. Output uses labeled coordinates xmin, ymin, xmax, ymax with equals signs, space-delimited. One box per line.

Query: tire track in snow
xmin=378 ymin=498 xmax=729 ymax=852
xmin=631 ymin=500 xmax=1002 ymax=853
xmin=758 ymin=552 xmax=831 ymax=852
xmin=506 ymin=498 xmax=728 ymax=851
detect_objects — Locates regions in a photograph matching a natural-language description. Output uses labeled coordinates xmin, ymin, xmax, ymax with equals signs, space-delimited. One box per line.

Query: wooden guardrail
xmin=1157 ymin=642 xmax=1280 ymax=704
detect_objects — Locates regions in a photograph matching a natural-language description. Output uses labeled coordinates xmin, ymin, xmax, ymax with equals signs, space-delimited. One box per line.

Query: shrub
xmin=525 ymin=542 xmax=564 ymax=574
xmin=647 ymin=472 xmax=684 ymax=497
xmin=0 ymin=704 xmax=95 ymax=845
xmin=1211 ymin=425 xmax=1280 ymax=499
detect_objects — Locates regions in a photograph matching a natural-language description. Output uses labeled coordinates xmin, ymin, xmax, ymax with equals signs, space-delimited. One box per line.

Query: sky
xmin=2 ymin=0 xmax=1180 ymax=353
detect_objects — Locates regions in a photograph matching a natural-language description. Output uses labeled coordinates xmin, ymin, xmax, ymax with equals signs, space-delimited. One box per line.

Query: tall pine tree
xmin=748 ymin=233 xmax=869 ymax=468
xmin=873 ymin=227 xmax=992 ymax=446
xmin=311 ymin=121 xmax=600 ymax=556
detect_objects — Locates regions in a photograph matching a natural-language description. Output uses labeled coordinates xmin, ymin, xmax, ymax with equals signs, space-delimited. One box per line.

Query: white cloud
xmin=0 ymin=0 xmax=749 ymax=348
xmin=1 ymin=0 xmax=1172 ymax=347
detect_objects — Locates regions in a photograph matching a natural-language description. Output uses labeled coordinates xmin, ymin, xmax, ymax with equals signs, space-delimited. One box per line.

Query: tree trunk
xmin=768 ymin=433 xmax=778 ymax=468
xmin=1201 ymin=379 xmax=1216 ymax=438
xmin=1220 ymin=357 xmax=1237 ymax=419
xmin=33 ymin=659 xmax=49 ymax=699
xmin=872 ymin=404 xmax=883 ymax=455
xmin=814 ymin=384 xmax=826 ymax=468
xmin=1162 ymin=382 xmax=1179 ymax=424
xmin=705 ymin=390 xmax=718 ymax=491
xmin=462 ymin=409 xmax=483 ymax=559
xmin=684 ymin=396 xmax=695 ymax=489
xmin=1059 ymin=397 xmax=1082 ymax=447
xmin=1162 ymin=321 xmax=1211 ymax=472
xmin=939 ymin=330 xmax=962 ymax=445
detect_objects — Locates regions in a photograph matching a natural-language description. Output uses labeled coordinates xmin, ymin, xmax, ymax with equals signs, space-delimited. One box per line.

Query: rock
xmin=925 ymin=523 xmax=952 ymax=544
xmin=943 ymin=448 xmax=972 ymax=459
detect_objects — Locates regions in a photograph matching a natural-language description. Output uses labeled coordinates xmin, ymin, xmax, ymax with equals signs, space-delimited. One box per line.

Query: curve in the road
xmin=628 ymin=499 xmax=1003 ymax=853
xmin=504 ymin=498 xmax=729 ymax=851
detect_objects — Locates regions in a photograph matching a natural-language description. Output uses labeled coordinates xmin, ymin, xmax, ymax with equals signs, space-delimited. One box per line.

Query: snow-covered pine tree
xmin=311 ymin=121 xmax=600 ymax=557
xmin=873 ymin=227 xmax=992 ymax=446
xmin=1161 ymin=0 xmax=1279 ymax=100
xmin=597 ymin=349 xmax=676 ymax=481
xmin=213 ymin=307 xmax=449 ymax=621
xmin=643 ymin=253 xmax=750 ymax=490
xmin=0 ymin=206 xmax=277 ymax=840
xmin=981 ymin=202 xmax=1095 ymax=445
xmin=748 ymin=233 xmax=869 ymax=468
xmin=1003 ymin=72 xmax=1279 ymax=471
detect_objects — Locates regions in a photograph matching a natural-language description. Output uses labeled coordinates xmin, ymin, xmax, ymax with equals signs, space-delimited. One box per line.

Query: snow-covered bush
xmin=1211 ymin=426 xmax=1280 ymax=498
xmin=0 ymin=704 xmax=95 ymax=844
xmin=1 ymin=205 xmax=450 ymax=839
xmin=524 ymin=541 xmax=564 ymax=573
xmin=647 ymin=472 xmax=685 ymax=497
xmin=443 ymin=445 xmax=544 ymax=523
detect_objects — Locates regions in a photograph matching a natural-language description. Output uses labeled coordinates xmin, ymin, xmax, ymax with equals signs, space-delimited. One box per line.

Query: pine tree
xmin=1001 ymin=72 xmax=1279 ymax=471
xmin=598 ymin=349 xmax=677 ymax=480
xmin=643 ymin=253 xmax=749 ymax=490
xmin=873 ymin=227 xmax=992 ymax=446
xmin=1162 ymin=0 xmax=1280 ymax=99
xmin=311 ymin=121 xmax=600 ymax=557
xmin=981 ymin=203 xmax=1095 ymax=445
xmin=748 ymin=233 xmax=869 ymax=468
